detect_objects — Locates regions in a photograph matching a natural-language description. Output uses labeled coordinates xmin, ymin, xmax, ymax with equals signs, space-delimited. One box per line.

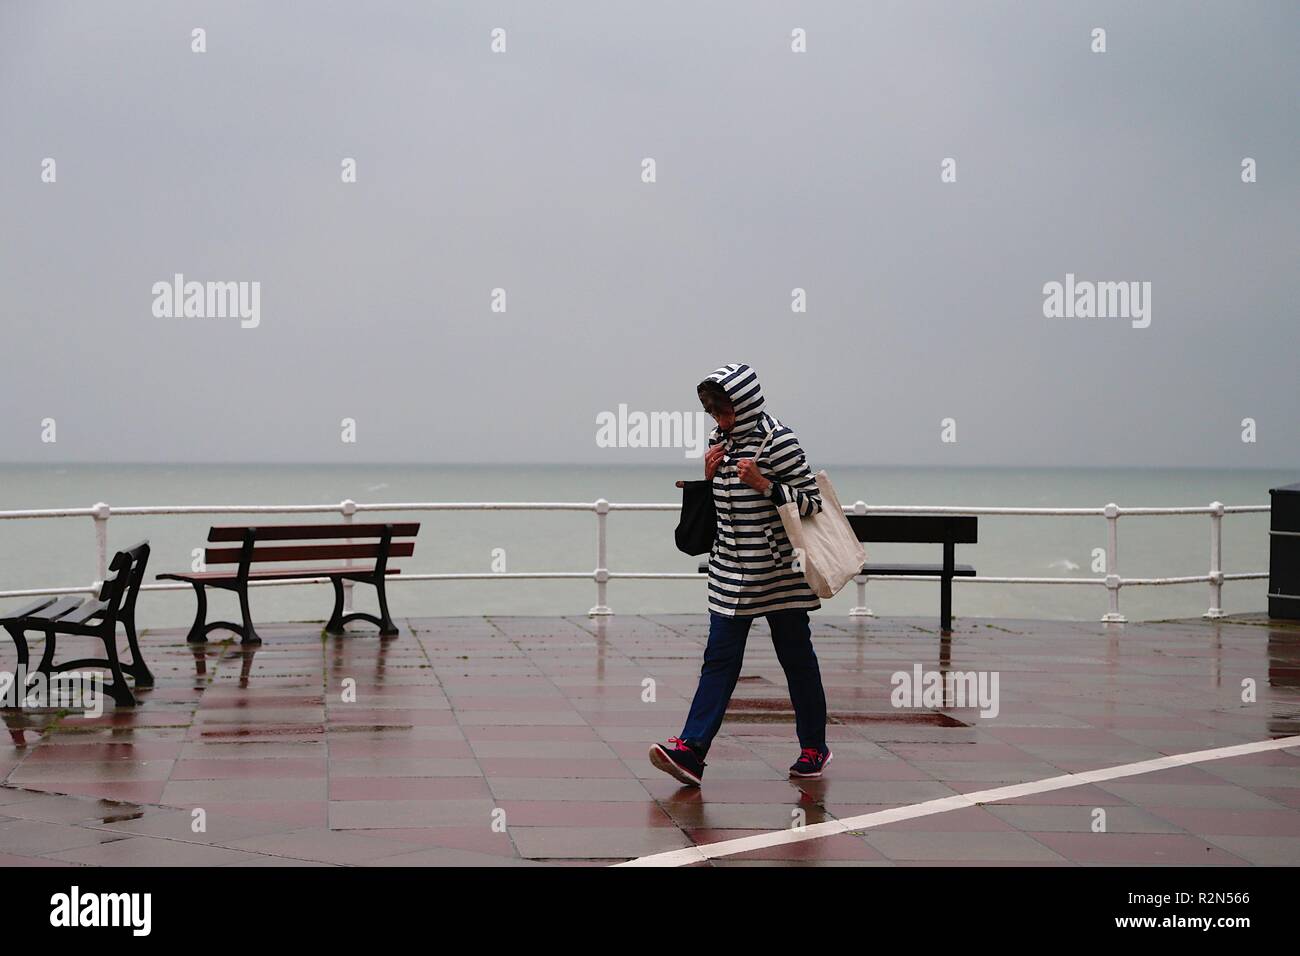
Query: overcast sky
xmin=2 ymin=1 xmax=1296 ymax=467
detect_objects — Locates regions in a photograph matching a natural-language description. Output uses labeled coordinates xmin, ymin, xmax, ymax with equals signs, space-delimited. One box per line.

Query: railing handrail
xmin=0 ymin=497 xmax=1272 ymax=623
xmin=0 ymin=501 xmax=1272 ymax=519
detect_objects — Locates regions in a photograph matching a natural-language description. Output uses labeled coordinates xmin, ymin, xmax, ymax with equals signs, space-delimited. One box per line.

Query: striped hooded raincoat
xmin=703 ymin=363 xmax=823 ymax=617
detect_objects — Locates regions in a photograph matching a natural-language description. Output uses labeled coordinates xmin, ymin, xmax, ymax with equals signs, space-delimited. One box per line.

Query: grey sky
xmin=2 ymin=1 xmax=1296 ymax=467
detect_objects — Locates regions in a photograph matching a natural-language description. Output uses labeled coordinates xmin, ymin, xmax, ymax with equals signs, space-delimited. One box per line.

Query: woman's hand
xmin=704 ymin=443 xmax=726 ymax=480
xmin=736 ymin=458 xmax=773 ymax=495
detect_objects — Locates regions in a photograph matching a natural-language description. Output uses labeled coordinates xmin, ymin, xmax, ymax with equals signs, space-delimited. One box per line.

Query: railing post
xmin=589 ymin=499 xmax=612 ymax=616
xmin=849 ymin=500 xmax=873 ymax=618
xmin=341 ymin=498 xmax=357 ymax=611
xmin=849 ymin=572 xmax=873 ymax=618
xmin=91 ymin=501 xmax=110 ymax=583
xmin=1101 ymin=502 xmax=1126 ymax=623
xmin=1204 ymin=500 xmax=1226 ymax=619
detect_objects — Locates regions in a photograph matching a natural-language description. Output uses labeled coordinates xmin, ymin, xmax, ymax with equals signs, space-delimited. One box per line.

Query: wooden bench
xmin=697 ymin=514 xmax=977 ymax=633
xmin=158 ymin=523 xmax=419 ymax=644
xmin=1 ymin=541 xmax=153 ymax=707
xmin=849 ymin=514 xmax=977 ymax=633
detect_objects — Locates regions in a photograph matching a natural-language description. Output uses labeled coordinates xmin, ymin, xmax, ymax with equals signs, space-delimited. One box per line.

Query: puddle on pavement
xmin=726 ymin=699 xmax=968 ymax=728
xmin=199 ymin=725 xmax=326 ymax=738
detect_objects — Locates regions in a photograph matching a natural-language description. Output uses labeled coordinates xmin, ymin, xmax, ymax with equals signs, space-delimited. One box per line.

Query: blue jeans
xmin=679 ymin=609 xmax=827 ymax=757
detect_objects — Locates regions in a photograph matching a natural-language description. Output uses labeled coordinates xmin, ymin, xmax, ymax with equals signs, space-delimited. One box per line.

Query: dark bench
xmin=849 ymin=514 xmax=977 ymax=633
xmin=1 ymin=541 xmax=153 ymax=707
xmin=697 ymin=514 xmax=977 ymax=633
xmin=158 ymin=523 xmax=419 ymax=644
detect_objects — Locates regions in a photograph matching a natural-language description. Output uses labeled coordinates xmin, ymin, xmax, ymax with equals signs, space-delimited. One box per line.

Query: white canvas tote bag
xmin=755 ymin=430 xmax=866 ymax=598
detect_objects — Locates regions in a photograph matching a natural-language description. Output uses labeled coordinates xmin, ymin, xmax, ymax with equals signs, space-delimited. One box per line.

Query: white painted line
xmin=615 ymin=734 xmax=1300 ymax=867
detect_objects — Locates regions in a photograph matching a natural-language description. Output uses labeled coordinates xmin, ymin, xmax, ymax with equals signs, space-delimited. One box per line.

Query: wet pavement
xmin=1 ymin=613 xmax=1298 ymax=866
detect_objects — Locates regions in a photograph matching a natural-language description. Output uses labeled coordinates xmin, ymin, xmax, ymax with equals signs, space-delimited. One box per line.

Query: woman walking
xmin=649 ymin=363 xmax=831 ymax=786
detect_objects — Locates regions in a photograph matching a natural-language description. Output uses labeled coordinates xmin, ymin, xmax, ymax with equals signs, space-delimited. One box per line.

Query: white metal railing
xmin=0 ymin=498 xmax=1271 ymax=623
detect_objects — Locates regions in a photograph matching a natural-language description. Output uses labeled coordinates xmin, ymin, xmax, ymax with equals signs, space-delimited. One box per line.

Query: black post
xmin=235 ymin=530 xmax=262 ymax=644
xmin=1269 ymin=483 xmax=1300 ymax=620
xmin=325 ymin=578 xmax=347 ymax=635
xmin=185 ymin=582 xmax=208 ymax=643
xmin=940 ymin=540 xmax=955 ymax=633
xmin=374 ymin=526 xmax=398 ymax=635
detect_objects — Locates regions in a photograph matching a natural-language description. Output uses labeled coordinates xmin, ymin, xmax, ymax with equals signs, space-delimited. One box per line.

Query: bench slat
xmin=160 ymin=565 xmax=402 ymax=583
xmin=204 ymin=541 xmax=416 ymax=565
xmin=861 ymin=563 xmax=976 ymax=576
xmin=61 ymin=599 xmax=108 ymax=625
xmin=0 ymin=596 xmax=60 ymax=622
xmin=17 ymin=596 xmax=87 ymax=622
xmin=207 ymin=523 xmax=420 ymax=542
xmin=847 ymin=514 xmax=978 ymax=544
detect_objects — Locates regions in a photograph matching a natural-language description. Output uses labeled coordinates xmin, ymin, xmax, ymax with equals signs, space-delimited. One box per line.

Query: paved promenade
xmin=1 ymin=612 xmax=1297 ymax=866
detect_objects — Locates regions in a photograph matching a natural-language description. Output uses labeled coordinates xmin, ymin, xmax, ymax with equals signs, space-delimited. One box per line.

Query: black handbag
xmin=674 ymin=480 xmax=717 ymax=556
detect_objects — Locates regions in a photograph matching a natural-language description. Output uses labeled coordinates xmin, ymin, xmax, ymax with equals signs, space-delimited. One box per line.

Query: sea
xmin=0 ymin=464 xmax=1292 ymax=629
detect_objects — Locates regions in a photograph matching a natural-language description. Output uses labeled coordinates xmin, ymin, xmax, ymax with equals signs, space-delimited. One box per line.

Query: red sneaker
xmin=789 ymin=746 xmax=832 ymax=778
xmin=649 ymin=737 xmax=706 ymax=787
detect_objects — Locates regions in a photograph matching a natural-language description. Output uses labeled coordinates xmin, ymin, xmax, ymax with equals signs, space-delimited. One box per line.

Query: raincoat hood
xmin=702 ymin=363 xmax=767 ymax=440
